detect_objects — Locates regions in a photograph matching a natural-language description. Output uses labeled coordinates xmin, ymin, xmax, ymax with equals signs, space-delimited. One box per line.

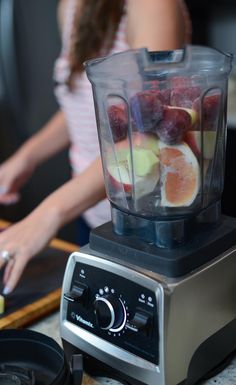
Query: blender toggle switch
xmin=130 ymin=309 xmax=153 ymax=337
xmin=64 ymin=283 xmax=88 ymax=304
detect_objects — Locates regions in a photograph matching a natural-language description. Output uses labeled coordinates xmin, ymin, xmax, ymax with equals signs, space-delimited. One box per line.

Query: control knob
xmin=94 ymin=294 xmax=126 ymax=332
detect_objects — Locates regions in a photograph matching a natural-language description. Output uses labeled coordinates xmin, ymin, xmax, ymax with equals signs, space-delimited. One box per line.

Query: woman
xmin=0 ymin=0 xmax=191 ymax=294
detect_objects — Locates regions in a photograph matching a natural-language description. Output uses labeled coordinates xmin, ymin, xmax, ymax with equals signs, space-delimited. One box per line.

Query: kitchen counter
xmin=30 ymin=312 xmax=236 ymax=385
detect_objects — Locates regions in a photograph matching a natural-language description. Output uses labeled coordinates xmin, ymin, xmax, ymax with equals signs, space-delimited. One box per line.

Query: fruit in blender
xmin=170 ymin=86 xmax=201 ymax=108
xmin=170 ymin=76 xmax=191 ymax=88
xmin=127 ymin=148 xmax=159 ymax=177
xmin=130 ymin=90 xmax=164 ymax=132
xmin=202 ymin=94 xmax=221 ymax=123
xmin=107 ymin=104 xmax=128 ymax=142
xmin=106 ymin=134 xmax=160 ymax=198
xmin=155 ymin=106 xmax=193 ymax=144
xmin=105 ymin=76 xmax=220 ymax=209
xmin=193 ymin=93 xmax=221 ymax=130
xmin=184 ymin=130 xmax=217 ymax=159
xmin=119 ymin=132 xmax=160 ymax=155
xmin=159 ymin=141 xmax=200 ymax=207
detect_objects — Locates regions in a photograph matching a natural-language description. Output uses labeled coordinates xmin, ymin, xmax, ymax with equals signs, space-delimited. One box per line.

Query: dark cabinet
xmin=222 ymin=128 xmax=236 ymax=217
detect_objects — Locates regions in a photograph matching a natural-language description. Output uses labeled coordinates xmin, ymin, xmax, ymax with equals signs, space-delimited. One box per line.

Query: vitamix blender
xmin=60 ymin=46 xmax=236 ymax=385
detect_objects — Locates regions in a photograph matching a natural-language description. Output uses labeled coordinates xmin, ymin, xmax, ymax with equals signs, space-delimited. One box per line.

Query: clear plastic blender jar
xmin=85 ymin=45 xmax=233 ymax=247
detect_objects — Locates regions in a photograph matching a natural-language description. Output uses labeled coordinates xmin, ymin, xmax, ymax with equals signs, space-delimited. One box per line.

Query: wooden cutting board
xmin=0 ymin=219 xmax=78 ymax=329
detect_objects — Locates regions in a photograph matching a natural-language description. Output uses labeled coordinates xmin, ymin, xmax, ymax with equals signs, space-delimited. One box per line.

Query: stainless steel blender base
xmin=60 ymin=246 xmax=236 ymax=385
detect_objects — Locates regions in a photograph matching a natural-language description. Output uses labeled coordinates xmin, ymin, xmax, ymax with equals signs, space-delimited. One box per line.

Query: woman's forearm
xmin=34 ymin=156 xmax=106 ymax=233
xmin=126 ymin=0 xmax=189 ymax=51
xmin=16 ymin=110 xmax=70 ymax=169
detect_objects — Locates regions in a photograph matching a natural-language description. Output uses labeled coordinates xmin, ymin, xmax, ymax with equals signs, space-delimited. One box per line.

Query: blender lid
xmin=0 ymin=329 xmax=68 ymax=385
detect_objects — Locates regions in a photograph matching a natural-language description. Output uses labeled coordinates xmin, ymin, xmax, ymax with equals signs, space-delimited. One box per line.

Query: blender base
xmin=61 ymin=213 xmax=236 ymax=385
xmin=110 ymin=201 xmax=222 ymax=249
xmin=62 ymin=317 xmax=236 ymax=385
xmin=60 ymin=238 xmax=236 ymax=385
xmin=89 ymin=216 xmax=236 ymax=277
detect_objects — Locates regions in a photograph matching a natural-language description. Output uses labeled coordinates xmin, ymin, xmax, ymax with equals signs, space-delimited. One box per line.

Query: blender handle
xmin=71 ymin=354 xmax=83 ymax=385
xmin=137 ymin=45 xmax=190 ymax=80
xmin=140 ymin=45 xmax=189 ymax=70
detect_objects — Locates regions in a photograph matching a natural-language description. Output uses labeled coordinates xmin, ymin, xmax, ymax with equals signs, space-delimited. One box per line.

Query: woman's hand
xmin=0 ymin=152 xmax=35 ymax=205
xmin=0 ymin=205 xmax=60 ymax=294
xmin=0 ymin=156 xmax=106 ymax=294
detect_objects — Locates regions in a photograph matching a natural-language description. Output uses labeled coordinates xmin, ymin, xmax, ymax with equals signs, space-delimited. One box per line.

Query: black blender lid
xmin=0 ymin=329 xmax=68 ymax=385
xmin=0 ymin=365 xmax=34 ymax=385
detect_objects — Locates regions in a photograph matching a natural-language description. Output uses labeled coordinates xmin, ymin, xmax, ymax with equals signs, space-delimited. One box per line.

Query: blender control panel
xmin=63 ymin=261 xmax=159 ymax=364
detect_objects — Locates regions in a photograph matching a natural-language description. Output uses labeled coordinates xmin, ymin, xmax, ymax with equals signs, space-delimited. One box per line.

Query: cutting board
xmin=0 ymin=220 xmax=78 ymax=329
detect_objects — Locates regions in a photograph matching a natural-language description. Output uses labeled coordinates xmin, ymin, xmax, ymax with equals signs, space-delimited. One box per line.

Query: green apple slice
xmin=127 ymin=148 xmax=159 ymax=177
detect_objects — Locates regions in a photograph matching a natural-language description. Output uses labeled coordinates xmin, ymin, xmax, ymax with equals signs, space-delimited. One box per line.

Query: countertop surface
xmin=30 ymin=312 xmax=236 ymax=385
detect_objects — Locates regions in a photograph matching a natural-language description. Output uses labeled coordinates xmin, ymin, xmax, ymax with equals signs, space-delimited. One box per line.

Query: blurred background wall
xmin=0 ymin=0 xmax=76 ymax=242
xmin=186 ymin=0 xmax=236 ymax=216
xmin=0 ymin=0 xmax=236 ymax=242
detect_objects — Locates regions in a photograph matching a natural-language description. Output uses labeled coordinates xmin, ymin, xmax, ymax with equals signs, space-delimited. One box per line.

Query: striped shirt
xmin=53 ymin=0 xmax=191 ymax=228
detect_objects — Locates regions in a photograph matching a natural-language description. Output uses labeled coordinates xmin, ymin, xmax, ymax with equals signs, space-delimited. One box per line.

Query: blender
xmin=60 ymin=45 xmax=236 ymax=385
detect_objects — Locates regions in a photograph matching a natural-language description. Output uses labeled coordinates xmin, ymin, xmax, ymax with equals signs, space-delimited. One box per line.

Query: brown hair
xmin=68 ymin=0 xmax=125 ymax=85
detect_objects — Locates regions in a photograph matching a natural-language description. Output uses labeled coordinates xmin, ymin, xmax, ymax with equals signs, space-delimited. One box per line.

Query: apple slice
xmin=184 ymin=131 xmax=217 ymax=159
xmin=127 ymin=148 xmax=159 ymax=177
xmin=130 ymin=132 xmax=160 ymax=155
xmin=108 ymin=163 xmax=132 ymax=193
xmin=106 ymin=146 xmax=160 ymax=199
xmin=159 ymin=141 xmax=200 ymax=207
xmin=114 ymin=132 xmax=160 ymax=155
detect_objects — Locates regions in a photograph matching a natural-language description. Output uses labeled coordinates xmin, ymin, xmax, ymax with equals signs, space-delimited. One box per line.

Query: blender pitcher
xmin=85 ymin=45 xmax=233 ymax=248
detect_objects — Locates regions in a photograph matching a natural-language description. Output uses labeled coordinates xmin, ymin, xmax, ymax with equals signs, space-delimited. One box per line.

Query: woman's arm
xmin=0 ymin=111 xmax=70 ymax=204
xmin=0 ymin=157 xmax=106 ymax=293
xmin=17 ymin=110 xmax=70 ymax=168
xmin=38 ymin=157 xmax=106 ymax=229
xmin=126 ymin=0 xmax=189 ymax=51
xmin=57 ymin=0 xmax=69 ymax=33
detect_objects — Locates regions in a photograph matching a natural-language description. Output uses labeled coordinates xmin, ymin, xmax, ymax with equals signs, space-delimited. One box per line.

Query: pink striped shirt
xmin=54 ymin=0 xmax=129 ymax=228
xmin=53 ymin=0 xmax=191 ymax=228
